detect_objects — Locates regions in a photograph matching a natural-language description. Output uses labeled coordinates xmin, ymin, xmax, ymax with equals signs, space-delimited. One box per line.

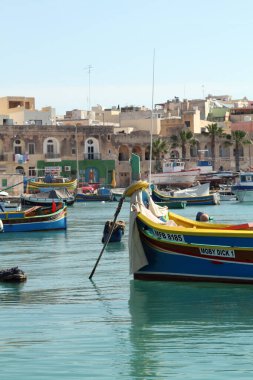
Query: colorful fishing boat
xmin=20 ymin=189 xmax=76 ymax=207
xmin=102 ymin=220 xmax=126 ymax=243
xmin=0 ymin=203 xmax=67 ymax=232
xmin=151 ymin=186 xmax=220 ymax=206
xmin=27 ymin=177 xmax=77 ymax=192
xmin=124 ymin=180 xmax=253 ymax=284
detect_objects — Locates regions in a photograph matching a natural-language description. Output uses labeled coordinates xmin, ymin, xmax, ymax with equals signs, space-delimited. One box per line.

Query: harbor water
xmin=2 ymin=200 xmax=253 ymax=379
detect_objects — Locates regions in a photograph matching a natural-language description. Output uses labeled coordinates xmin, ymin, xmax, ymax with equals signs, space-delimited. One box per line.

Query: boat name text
xmin=200 ymin=248 xmax=235 ymax=258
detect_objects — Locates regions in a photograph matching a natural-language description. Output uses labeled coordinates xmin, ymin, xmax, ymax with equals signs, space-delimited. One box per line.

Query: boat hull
xmin=151 ymin=170 xmax=199 ymax=187
xmin=76 ymin=193 xmax=113 ymax=202
xmin=21 ymin=196 xmax=75 ymax=207
xmin=102 ymin=221 xmax=125 ymax=243
xmin=152 ymin=189 xmax=220 ymax=205
xmin=232 ymin=186 xmax=253 ymax=202
xmin=0 ymin=207 xmax=67 ymax=232
xmin=134 ymin=216 xmax=253 ymax=284
xmin=155 ymin=201 xmax=187 ymax=209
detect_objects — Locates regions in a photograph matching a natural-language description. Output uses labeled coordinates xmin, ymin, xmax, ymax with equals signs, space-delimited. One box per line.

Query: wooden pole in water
xmin=89 ymin=196 xmax=125 ymax=280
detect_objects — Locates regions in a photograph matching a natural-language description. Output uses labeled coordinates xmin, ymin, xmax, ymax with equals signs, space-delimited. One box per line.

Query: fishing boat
xmin=76 ymin=187 xmax=114 ymax=202
xmin=0 ymin=203 xmax=67 ymax=232
xmin=0 ymin=191 xmax=22 ymax=211
xmin=150 ymin=160 xmax=200 ymax=187
xmin=20 ymin=189 xmax=76 ymax=207
xmin=102 ymin=220 xmax=126 ymax=243
xmin=151 ymin=186 xmax=220 ymax=206
xmin=123 ymin=181 xmax=253 ymax=284
xmin=218 ymin=184 xmax=237 ymax=201
xmin=170 ymin=182 xmax=210 ymax=197
xmin=231 ymin=172 xmax=253 ymax=202
xmin=27 ymin=177 xmax=77 ymax=192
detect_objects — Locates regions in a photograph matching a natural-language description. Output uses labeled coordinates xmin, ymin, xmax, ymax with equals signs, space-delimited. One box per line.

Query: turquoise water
xmin=1 ymin=201 xmax=253 ymax=379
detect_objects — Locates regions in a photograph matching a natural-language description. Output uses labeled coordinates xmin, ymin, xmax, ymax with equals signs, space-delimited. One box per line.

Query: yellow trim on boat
xmin=137 ymin=212 xmax=253 ymax=237
xmin=123 ymin=181 xmax=149 ymax=197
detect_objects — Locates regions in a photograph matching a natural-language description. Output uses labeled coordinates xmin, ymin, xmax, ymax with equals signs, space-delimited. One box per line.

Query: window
xmin=28 ymin=167 xmax=36 ymax=176
xmin=14 ymin=139 xmax=22 ymax=154
xmin=72 ymin=147 xmax=76 ymax=155
xmin=14 ymin=146 xmax=22 ymax=154
xmin=47 ymin=139 xmax=54 ymax=154
xmin=2 ymin=179 xmax=7 ymax=187
xmin=28 ymin=143 xmax=35 ymax=155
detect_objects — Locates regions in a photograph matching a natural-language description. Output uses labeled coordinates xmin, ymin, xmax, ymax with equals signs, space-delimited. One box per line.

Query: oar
xmin=89 ymin=196 xmax=125 ymax=280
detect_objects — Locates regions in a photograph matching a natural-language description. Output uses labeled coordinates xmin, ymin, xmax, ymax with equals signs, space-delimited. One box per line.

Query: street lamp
xmin=75 ymin=124 xmax=79 ymax=182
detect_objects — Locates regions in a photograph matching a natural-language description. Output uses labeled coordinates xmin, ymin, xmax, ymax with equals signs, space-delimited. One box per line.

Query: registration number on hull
xmin=153 ymin=230 xmax=185 ymax=242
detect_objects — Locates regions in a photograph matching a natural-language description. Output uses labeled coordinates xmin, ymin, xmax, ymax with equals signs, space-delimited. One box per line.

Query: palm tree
xmin=203 ymin=123 xmax=225 ymax=170
xmin=170 ymin=129 xmax=198 ymax=161
xmin=151 ymin=137 xmax=170 ymax=172
xmin=225 ymin=130 xmax=252 ymax=171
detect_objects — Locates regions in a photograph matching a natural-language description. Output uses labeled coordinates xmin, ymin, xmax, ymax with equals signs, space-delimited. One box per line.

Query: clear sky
xmin=1 ymin=0 xmax=253 ymax=115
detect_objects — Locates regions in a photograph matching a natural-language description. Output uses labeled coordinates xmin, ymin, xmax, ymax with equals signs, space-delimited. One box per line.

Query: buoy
xmin=196 ymin=212 xmax=210 ymax=222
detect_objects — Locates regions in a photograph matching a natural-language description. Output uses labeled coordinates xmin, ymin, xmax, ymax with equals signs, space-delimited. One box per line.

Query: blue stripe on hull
xmin=3 ymin=217 xmax=67 ymax=232
xmin=137 ymin=242 xmax=253 ymax=282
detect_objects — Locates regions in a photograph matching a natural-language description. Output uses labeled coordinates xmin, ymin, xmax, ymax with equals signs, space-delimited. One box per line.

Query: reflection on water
xmin=129 ymin=280 xmax=253 ymax=325
xmin=128 ymin=280 xmax=253 ymax=379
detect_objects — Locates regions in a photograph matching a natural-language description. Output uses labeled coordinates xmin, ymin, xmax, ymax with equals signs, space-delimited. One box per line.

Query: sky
xmin=1 ymin=0 xmax=253 ymax=115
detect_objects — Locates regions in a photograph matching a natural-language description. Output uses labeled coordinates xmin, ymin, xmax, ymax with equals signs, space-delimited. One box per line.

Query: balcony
xmin=83 ymin=153 xmax=101 ymax=160
xmin=44 ymin=153 xmax=61 ymax=162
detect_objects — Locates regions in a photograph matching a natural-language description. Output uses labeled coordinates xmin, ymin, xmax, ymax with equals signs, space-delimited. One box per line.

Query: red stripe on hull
xmin=134 ymin=272 xmax=253 ymax=284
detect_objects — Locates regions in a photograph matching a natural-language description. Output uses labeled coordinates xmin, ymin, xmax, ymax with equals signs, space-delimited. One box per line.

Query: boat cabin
xmin=239 ymin=172 xmax=253 ymax=184
xmin=162 ymin=160 xmax=185 ymax=173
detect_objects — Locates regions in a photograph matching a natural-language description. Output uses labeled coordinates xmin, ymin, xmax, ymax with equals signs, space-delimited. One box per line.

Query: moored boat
xmin=151 ymin=186 xmax=220 ymax=206
xmin=123 ymin=180 xmax=253 ymax=284
xmin=20 ymin=189 xmax=75 ymax=207
xmin=76 ymin=187 xmax=114 ymax=202
xmin=27 ymin=177 xmax=77 ymax=192
xmin=232 ymin=172 xmax=253 ymax=202
xmin=102 ymin=220 xmax=126 ymax=243
xmin=218 ymin=184 xmax=237 ymax=201
xmin=0 ymin=203 xmax=67 ymax=232
xmin=170 ymin=182 xmax=210 ymax=197
xmin=149 ymin=160 xmax=200 ymax=187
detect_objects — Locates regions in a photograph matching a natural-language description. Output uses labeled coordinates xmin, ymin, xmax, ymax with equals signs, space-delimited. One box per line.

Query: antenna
xmin=84 ymin=65 xmax=93 ymax=111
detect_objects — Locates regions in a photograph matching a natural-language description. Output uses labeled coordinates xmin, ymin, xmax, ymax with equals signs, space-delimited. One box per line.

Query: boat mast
xmin=149 ymin=49 xmax=155 ymax=185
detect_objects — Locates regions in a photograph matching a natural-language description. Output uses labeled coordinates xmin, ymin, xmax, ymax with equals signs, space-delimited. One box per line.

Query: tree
xmin=151 ymin=137 xmax=170 ymax=172
xmin=170 ymin=129 xmax=198 ymax=161
xmin=225 ymin=130 xmax=252 ymax=171
xmin=203 ymin=123 xmax=225 ymax=170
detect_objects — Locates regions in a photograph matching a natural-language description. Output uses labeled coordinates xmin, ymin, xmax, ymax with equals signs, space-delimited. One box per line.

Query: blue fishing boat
xmin=0 ymin=203 xmax=67 ymax=232
xmin=124 ymin=181 xmax=253 ymax=284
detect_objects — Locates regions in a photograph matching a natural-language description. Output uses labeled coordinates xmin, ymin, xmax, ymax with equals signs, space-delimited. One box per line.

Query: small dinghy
xmin=102 ymin=220 xmax=126 ymax=243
